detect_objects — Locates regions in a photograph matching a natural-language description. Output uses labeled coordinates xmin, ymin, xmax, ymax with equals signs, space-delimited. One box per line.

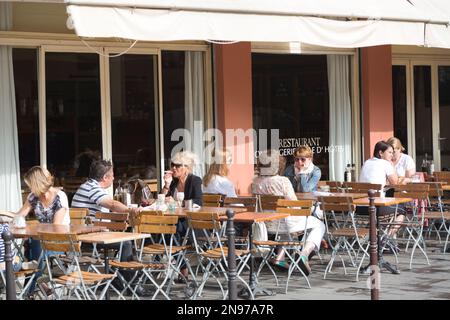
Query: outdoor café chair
xmin=319 ymin=196 xmax=370 ymax=281
xmin=186 ymin=211 xmax=252 ymax=300
xmin=38 ymin=231 xmax=116 ymax=300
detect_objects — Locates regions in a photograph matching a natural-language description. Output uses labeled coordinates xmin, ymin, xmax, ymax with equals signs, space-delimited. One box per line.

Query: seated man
xmin=72 ymin=159 xmax=140 ymax=262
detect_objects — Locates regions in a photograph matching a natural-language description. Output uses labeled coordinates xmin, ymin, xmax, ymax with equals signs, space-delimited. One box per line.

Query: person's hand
xmin=163 ymin=171 xmax=173 ymax=188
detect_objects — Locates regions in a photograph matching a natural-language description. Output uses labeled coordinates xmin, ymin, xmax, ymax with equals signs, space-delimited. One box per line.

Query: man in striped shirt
xmin=72 ymin=159 xmax=139 ymax=221
xmin=71 ymin=159 xmax=139 ymax=263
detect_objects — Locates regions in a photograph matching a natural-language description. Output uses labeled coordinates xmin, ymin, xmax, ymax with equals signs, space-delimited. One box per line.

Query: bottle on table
xmin=344 ymin=164 xmax=352 ymax=182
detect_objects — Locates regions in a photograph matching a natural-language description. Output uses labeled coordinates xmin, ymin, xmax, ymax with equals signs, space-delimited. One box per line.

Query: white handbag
xmin=251 ymin=222 xmax=271 ymax=257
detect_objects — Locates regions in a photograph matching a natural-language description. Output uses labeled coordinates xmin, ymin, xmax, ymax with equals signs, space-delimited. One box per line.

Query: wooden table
xmin=296 ymin=192 xmax=367 ymax=201
xmin=353 ymin=197 xmax=413 ymax=207
xmin=11 ymin=224 xmax=106 ymax=239
xmin=230 ymin=212 xmax=289 ymax=299
xmin=159 ymin=206 xmax=247 ymax=218
xmin=443 ymin=185 xmax=450 ymax=191
xmin=77 ymin=231 xmax=151 ymax=300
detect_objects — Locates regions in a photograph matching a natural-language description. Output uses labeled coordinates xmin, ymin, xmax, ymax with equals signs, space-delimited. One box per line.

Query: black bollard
xmin=368 ymin=189 xmax=379 ymax=300
xmin=226 ymin=209 xmax=237 ymax=300
xmin=2 ymin=230 xmax=16 ymax=300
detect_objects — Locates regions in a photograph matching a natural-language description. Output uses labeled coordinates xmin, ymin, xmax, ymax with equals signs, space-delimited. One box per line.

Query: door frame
xmin=392 ymin=57 xmax=450 ymax=170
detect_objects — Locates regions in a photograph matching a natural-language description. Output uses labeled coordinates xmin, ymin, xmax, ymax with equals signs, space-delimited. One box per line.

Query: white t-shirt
xmin=359 ymin=158 xmax=395 ymax=190
xmin=395 ymin=153 xmax=415 ymax=177
xmin=57 ymin=190 xmax=71 ymax=225
xmin=202 ymin=175 xmax=237 ymax=197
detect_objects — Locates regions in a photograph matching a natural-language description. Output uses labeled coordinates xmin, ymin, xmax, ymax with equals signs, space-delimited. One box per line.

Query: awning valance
xmin=65 ymin=0 xmax=450 ymax=48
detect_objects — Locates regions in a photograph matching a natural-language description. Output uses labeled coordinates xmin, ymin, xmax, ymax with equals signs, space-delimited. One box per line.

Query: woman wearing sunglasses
xmin=160 ymin=151 xmax=203 ymax=206
xmin=284 ymin=145 xmax=321 ymax=192
xmin=160 ymin=151 xmax=202 ymax=283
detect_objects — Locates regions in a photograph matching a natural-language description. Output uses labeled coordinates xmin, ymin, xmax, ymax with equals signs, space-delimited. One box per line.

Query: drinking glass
xmin=176 ymin=192 xmax=185 ymax=207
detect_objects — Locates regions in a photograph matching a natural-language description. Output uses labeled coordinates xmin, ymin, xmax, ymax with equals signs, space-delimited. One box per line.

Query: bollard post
xmin=2 ymin=230 xmax=17 ymax=300
xmin=226 ymin=209 xmax=237 ymax=300
xmin=368 ymin=189 xmax=379 ymax=300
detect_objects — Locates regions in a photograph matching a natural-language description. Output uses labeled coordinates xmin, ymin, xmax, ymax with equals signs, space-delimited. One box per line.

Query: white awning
xmin=65 ymin=0 xmax=450 ymax=48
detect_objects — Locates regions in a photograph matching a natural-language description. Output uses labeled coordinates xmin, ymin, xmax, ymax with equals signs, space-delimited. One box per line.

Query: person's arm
xmin=16 ymin=198 xmax=32 ymax=217
xmin=53 ymin=191 xmax=69 ymax=224
xmin=190 ymin=176 xmax=203 ymax=206
xmin=99 ymin=197 xmax=131 ymax=213
xmin=160 ymin=171 xmax=173 ymax=195
xmin=299 ymin=166 xmax=321 ymax=192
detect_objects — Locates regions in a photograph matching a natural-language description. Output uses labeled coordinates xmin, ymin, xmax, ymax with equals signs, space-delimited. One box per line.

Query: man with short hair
xmin=72 ymin=159 xmax=139 ymax=262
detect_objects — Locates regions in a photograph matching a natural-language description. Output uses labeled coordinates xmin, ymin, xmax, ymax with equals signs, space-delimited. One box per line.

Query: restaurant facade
xmin=1 ymin=1 xmax=449 ymax=211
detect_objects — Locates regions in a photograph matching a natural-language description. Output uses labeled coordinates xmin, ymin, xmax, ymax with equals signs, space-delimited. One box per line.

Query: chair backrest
xmin=407 ymin=182 xmax=442 ymax=198
xmin=94 ymin=212 xmax=129 ymax=232
xmin=202 ymin=194 xmax=224 ymax=207
xmin=276 ymin=199 xmax=313 ymax=216
xmin=342 ymin=182 xmax=382 ymax=196
xmin=223 ymin=196 xmax=257 ymax=212
xmin=394 ymin=184 xmax=430 ymax=193
xmin=38 ymin=232 xmax=81 ymax=253
xmin=69 ymin=208 xmax=88 ymax=225
xmin=138 ymin=211 xmax=178 ymax=235
xmin=318 ymin=196 xmax=356 ymax=213
xmin=434 ymin=171 xmax=450 ymax=183
xmin=319 ymin=181 xmax=343 ymax=192
xmin=393 ymin=191 xmax=429 ymax=201
xmin=257 ymin=194 xmax=284 ymax=211
xmin=186 ymin=211 xmax=222 ymax=231
xmin=61 ymin=176 xmax=87 ymax=194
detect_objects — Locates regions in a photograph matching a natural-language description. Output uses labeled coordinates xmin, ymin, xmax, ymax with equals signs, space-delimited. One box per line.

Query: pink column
xmin=214 ymin=42 xmax=254 ymax=195
xmin=361 ymin=45 xmax=394 ymax=160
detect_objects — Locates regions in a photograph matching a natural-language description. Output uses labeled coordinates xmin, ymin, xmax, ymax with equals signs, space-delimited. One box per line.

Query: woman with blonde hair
xmin=15 ymin=166 xmax=70 ymax=296
xmin=202 ymin=148 xmax=237 ymax=197
xmin=386 ymin=137 xmax=416 ymax=184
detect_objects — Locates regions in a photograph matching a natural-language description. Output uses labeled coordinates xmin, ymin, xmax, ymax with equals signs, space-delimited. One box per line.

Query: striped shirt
xmin=71 ymin=179 xmax=110 ymax=219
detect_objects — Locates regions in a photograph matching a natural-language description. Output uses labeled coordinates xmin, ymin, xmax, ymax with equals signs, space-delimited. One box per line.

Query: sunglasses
xmin=295 ymin=157 xmax=309 ymax=162
xmin=170 ymin=162 xmax=184 ymax=168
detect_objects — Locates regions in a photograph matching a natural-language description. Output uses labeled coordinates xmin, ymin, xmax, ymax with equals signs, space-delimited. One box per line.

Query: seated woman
xmin=202 ymin=148 xmax=236 ymax=197
xmin=15 ymin=166 xmax=70 ymax=295
xmin=160 ymin=151 xmax=202 ymax=282
xmin=252 ymin=149 xmax=325 ymax=276
xmin=387 ymin=137 xmax=416 ymax=184
xmin=359 ymin=141 xmax=403 ymax=246
xmin=284 ymin=145 xmax=321 ymax=192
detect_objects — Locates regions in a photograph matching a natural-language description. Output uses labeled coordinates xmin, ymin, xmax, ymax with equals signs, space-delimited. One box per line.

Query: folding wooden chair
xmin=202 ymin=194 xmax=224 ymax=207
xmin=254 ymin=199 xmax=313 ymax=292
xmin=69 ymin=208 xmax=88 ymax=225
xmin=38 ymin=232 xmax=115 ymax=300
xmin=186 ymin=211 xmax=252 ymax=300
xmin=257 ymin=194 xmax=284 ymax=212
xmin=136 ymin=211 xmax=192 ymax=300
xmin=342 ymin=182 xmax=382 ymax=196
xmin=319 ymin=196 xmax=370 ymax=281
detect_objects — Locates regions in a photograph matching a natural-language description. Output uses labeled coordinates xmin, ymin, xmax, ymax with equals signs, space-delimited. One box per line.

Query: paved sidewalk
xmin=195 ymin=241 xmax=450 ymax=300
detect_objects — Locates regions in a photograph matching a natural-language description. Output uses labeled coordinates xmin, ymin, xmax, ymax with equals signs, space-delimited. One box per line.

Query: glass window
xmin=392 ymin=65 xmax=408 ymax=152
xmin=109 ymin=54 xmax=158 ymax=182
xmin=252 ymin=54 xmax=330 ymax=179
xmin=45 ymin=52 xmax=102 ymax=181
xmin=413 ymin=65 xmax=433 ymax=170
xmin=13 ymin=48 xmax=39 ymax=180
xmin=438 ymin=66 xmax=450 ymax=171
xmin=162 ymin=51 xmax=185 ymax=168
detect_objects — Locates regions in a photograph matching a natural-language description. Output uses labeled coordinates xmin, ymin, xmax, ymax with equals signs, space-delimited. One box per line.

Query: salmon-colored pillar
xmin=361 ymin=45 xmax=394 ymax=160
xmin=214 ymin=42 xmax=254 ymax=195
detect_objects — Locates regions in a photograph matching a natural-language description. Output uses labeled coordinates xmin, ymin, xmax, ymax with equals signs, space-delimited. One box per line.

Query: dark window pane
xmin=45 ymin=52 xmax=102 ymax=181
xmin=392 ymin=65 xmax=408 ymax=152
xmin=110 ymin=54 xmax=158 ymax=181
xmin=414 ymin=65 xmax=433 ymax=169
xmin=438 ymin=66 xmax=450 ymax=171
xmin=252 ymin=54 xmax=330 ymax=179
xmin=162 ymin=51 xmax=185 ymax=168
xmin=13 ymin=48 xmax=39 ymax=180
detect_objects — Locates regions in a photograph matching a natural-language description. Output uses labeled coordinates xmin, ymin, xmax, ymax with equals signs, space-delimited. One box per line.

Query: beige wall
xmin=12 ymin=3 xmax=73 ymax=34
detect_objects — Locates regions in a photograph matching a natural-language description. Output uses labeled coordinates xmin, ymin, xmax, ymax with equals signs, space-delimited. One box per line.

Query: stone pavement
xmin=195 ymin=240 xmax=450 ymax=300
